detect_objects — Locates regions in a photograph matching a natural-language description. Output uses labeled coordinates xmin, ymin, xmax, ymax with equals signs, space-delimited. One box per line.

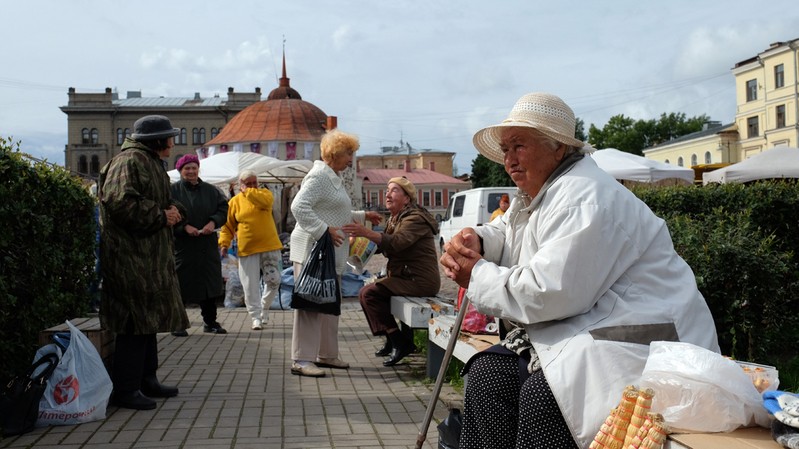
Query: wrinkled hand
xmin=365 ymin=211 xmax=382 ymax=226
xmin=440 ymin=227 xmax=482 ymax=288
xmin=185 ymin=224 xmax=200 ymax=236
xmin=328 ymin=227 xmax=345 ymax=247
xmin=164 ymin=205 xmax=182 ymax=227
xmin=342 ymin=222 xmax=366 ymax=238
xmin=200 ymin=221 xmax=216 ymax=235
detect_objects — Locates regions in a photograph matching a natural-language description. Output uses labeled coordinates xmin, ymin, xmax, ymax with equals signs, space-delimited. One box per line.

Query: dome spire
xmin=279 ymin=37 xmax=290 ymax=88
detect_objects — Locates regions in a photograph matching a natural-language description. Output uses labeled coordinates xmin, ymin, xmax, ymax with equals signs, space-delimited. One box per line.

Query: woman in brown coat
xmin=342 ymin=177 xmax=440 ymax=366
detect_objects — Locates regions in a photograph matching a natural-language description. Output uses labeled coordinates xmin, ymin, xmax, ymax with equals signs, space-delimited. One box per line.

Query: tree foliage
xmin=588 ymin=112 xmax=710 ymax=155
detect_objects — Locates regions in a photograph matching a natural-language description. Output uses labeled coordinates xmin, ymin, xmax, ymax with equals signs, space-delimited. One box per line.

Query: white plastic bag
xmin=639 ymin=341 xmax=771 ymax=433
xmin=36 ymin=320 xmax=113 ymax=426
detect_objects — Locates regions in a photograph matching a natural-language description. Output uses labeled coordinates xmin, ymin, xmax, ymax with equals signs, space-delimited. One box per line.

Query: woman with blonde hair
xmin=289 ymin=129 xmax=381 ymax=377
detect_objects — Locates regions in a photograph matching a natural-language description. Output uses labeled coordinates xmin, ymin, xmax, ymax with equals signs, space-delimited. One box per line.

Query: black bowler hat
xmin=131 ymin=115 xmax=180 ymax=140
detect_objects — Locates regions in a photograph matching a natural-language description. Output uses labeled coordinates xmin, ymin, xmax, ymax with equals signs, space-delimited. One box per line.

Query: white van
xmin=438 ymin=187 xmax=516 ymax=251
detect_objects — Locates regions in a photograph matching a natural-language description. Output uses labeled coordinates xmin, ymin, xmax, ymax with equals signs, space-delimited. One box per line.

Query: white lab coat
xmin=469 ymin=156 xmax=720 ymax=448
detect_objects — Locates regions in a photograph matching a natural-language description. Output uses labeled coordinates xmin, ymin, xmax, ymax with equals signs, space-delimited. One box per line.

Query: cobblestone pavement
xmin=0 ymin=254 xmax=461 ymax=449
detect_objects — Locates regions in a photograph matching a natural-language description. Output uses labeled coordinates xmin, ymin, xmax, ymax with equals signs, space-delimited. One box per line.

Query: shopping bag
xmin=36 ymin=320 xmax=113 ymax=426
xmin=0 ymin=352 xmax=59 ymax=436
xmin=639 ymin=341 xmax=770 ymax=433
xmin=457 ymin=287 xmax=498 ymax=335
xmin=293 ymin=232 xmax=340 ymax=305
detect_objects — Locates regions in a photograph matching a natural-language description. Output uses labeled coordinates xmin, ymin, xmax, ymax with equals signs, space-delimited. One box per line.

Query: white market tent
xmin=590 ymin=148 xmax=695 ymax=184
xmin=702 ymin=147 xmax=799 ymax=185
xmin=168 ymin=151 xmax=313 ymax=187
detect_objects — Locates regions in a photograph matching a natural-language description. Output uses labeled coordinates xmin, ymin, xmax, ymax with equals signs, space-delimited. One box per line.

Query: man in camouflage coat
xmin=98 ymin=115 xmax=190 ymax=410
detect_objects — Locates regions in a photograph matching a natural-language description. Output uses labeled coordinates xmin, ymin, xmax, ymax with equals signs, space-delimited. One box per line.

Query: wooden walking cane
xmin=415 ymin=294 xmax=471 ymax=448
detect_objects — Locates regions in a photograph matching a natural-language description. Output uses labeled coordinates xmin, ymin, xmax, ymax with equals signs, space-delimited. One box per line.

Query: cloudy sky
xmin=2 ymin=1 xmax=798 ymax=175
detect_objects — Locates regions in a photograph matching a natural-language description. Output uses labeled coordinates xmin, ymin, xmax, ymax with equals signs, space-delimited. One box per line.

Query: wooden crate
xmin=38 ymin=316 xmax=114 ymax=369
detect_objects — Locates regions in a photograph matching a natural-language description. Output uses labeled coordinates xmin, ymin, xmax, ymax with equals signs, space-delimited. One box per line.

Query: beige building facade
xmin=60 ymin=87 xmax=262 ymax=179
xmin=644 ymin=38 xmax=799 ymax=167
xmin=356 ymin=147 xmax=455 ymax=177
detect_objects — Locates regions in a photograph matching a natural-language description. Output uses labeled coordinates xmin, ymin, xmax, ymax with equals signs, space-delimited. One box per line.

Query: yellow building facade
xmin=644 ymin=38 xmax=799 ymax=167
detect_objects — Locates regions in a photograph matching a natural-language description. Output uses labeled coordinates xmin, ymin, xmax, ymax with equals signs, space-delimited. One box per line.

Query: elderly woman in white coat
xmin=441 ymin=93 xmax=720 ymax=448
xmin=289 ymin=129 xmax=381 ymax=377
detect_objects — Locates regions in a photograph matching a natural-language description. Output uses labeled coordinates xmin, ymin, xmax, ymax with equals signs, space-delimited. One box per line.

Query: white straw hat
xmin=473 ymin=92 xmax=587 ymax=164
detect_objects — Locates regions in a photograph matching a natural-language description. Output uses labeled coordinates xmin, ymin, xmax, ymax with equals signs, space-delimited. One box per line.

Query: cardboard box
xmin=39 ymin=316 xmax=114 ymax=369
xmin=666 ymin=426 xmax=780 ymax=449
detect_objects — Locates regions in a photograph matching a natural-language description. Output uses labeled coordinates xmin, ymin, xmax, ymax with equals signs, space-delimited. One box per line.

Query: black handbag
xmin=0 ymin=352 xmax=60 ymax=437
xmin=291 ymin=232 xmax=342 ymax=315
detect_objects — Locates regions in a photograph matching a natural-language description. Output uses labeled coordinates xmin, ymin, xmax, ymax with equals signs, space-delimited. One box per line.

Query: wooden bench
xmin=390 ymin=295 xmax=456 ymax=330
xmin=39 ymin=316 xmax=114 ymax=370
xmin=426 ymin=314 xmax=499 ymax=379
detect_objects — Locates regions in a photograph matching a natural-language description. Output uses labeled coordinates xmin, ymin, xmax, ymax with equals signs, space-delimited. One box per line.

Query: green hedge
xmin=0 ymin=137 xmax=96 ymax=381
xmin=632 ymin=182 xmax=799 ymax=390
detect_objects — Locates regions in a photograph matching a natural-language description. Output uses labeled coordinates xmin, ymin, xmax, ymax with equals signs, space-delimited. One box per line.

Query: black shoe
xmin=375 ymin=338 xmax=393 ymax=357
xmin=141 ymin=376 xmax=179 ymax=398
xmin=204 ymin=322 xmax=227 ymax=334
xmin=383 ymin=331 xmax=413 ymax=367
xmin=111 ymin=390 xmax=156 ymax=410
xmin=171 ymin=330 xmax=188 ymax=337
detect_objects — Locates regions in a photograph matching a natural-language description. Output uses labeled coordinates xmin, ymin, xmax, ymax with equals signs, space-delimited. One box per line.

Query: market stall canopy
xmin=168 ymin=151 xmax=313 ymax=186
xmin=702 ymin=147 xmax=799 ymax=185
xmin=590 ymin=148 xmax=695 ymax=183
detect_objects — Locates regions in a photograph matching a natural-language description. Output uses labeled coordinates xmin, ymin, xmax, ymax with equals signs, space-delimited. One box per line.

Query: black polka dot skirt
xmin=459 ymin=352 xmax=578 ymax=449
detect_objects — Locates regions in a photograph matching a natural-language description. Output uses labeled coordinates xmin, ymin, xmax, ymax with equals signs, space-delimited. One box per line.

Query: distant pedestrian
xmin=98 ymin=114 xmax=189 ymax=410
xmin=219 ymin=170 xmax=283 ymax=331
xmin=490 ymin=193 xmax=510 ymax=221
xmin=170 ymin=153 xmax=229 ymax=336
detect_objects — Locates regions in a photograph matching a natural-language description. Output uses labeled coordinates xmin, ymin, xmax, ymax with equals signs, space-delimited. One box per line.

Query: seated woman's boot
xmin=375 ymin=337 xmax=393 ymax=357
xmin=383 ymin=331 xmax=413 ymax=366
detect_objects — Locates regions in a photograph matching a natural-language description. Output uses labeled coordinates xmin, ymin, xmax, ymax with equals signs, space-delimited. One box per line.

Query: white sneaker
xmin=252 ymin=319 xmax=262 ymax=330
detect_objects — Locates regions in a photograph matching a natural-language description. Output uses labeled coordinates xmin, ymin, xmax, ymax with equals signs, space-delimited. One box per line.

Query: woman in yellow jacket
xmin=219 ymin=170 xmax=283 ymax=330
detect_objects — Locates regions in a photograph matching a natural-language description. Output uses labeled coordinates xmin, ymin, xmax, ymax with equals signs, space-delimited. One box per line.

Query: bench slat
xmin=390 ymin=295 xmax=455 ymax=329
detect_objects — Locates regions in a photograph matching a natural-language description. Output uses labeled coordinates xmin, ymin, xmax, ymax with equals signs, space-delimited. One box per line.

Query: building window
xmin=677 ymin=157 xmax=684 ymax=167
xmin=746 ymin=79 xmax=757 ymax=102
xmin=199 ymin=128 xmax=206 ymax=144
xmin=176 ymin=128 xmax=187 ymax=145
xmin=664 ymin=159 xmax=670 ymax=164
xmin=78 ymin=155 xmax=88 ymax=174
xmin=211 ymin=127 xmax=219 ymax=139
xmin=429 ymin=161 xmax=436 ymax=171
xmin=690 ymin=154 xmax=697 ymax=166
xmin=775 ymin=64 xmax=784 ymax=88
xmin=124 ymin=128 xmax=131 ymax=139
xmin=90 ymin=128 xmax=99 ymax=144
xmin=117 ymin=128 xmax=124 ymax=145
xmin=81 ymin=128 xmax=90 ymax=144
xmin=704 ymin=151 xmax=711 ymax=164
xmin=192 ymin=128 xmax=200 ymax=144
xmin=776 ymin=105 xmax=786 ymax=128
xmin=423 ymin=191 xmax=430 ymax=207
xmin=90 ymin=155 xmax=100 ymax=176
xmin=747 ymin=116 xmax=759 ymax=138
xmin=434 ymin=191 xmax=442 ymax=207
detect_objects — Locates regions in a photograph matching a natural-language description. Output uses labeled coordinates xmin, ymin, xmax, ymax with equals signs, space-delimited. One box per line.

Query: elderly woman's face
xmin=329 ymin=148 xmax=354 ymax=172
xmin=179 ymin=163 xmax=200 ymax=184
xmin=500 ymin=127 xmax=566 ymax=197
xmin=385 ymin=182 xmax=410 ymax=216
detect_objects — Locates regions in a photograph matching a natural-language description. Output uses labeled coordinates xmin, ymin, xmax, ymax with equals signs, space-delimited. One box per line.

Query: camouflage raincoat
xmin=97 ymin=138 xmax=189 ymax=334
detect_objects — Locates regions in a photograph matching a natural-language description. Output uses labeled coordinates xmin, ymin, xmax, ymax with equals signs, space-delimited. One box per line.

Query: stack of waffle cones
xmin=589 ymin=386 xmax=668 ymax=449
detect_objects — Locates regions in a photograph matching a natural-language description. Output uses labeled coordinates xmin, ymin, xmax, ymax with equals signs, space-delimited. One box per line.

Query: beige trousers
xmin=291 ymin=262 xmax=341 ymax=362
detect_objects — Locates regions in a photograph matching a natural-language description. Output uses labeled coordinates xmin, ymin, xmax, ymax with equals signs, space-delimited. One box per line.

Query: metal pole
xmin=415 ymin=294 xmax=471 ymax=449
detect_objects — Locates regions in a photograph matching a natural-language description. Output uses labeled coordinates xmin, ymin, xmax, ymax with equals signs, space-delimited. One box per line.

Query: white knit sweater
xmin=289 ymin=160 xmax=365 ymax=274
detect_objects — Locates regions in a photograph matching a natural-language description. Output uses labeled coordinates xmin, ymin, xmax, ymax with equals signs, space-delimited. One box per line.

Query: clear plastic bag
xmin=639 ymin=341 xmax=771 ymax=433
